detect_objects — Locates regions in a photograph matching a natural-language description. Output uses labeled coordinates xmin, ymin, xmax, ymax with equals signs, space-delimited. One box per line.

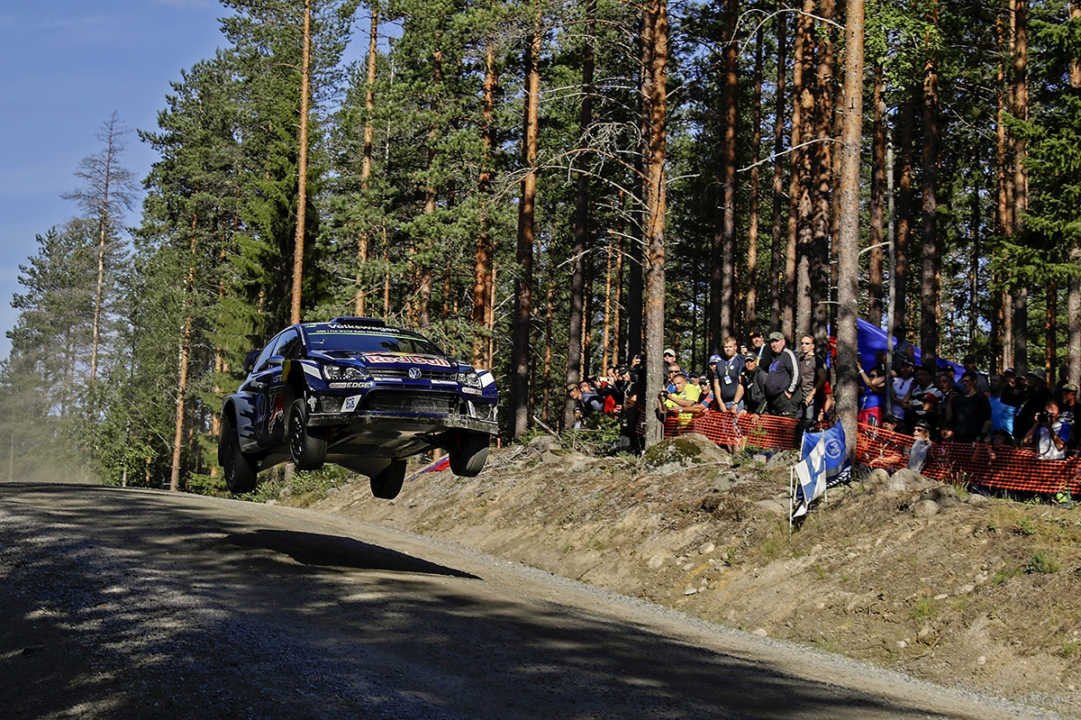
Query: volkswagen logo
xmin=407 ymin=367 xmax=422 ymax=379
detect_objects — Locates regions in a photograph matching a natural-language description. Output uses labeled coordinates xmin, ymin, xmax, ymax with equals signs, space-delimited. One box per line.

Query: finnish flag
xmin=792 ymin=422 xmax=848 ymax=519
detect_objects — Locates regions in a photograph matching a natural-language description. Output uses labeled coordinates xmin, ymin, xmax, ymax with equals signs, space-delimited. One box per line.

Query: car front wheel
xmin=220 ymin=413 xmax=258 ymax=493
xmin=370 ymin=459 xmax=406 ymax=499
xmin=448 ymin=431 xmax=489 ymax=477
xmin=288 ymin=398 xmax=327 ymax=470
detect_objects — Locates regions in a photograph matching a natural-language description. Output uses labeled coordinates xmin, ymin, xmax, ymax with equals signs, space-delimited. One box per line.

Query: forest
xmin=3 ymin=0 xmax=1079 ymax=492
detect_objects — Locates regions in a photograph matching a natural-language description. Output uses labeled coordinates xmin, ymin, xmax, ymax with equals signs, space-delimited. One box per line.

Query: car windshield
xmin=306 ymin=330 xmax=443 ymax=356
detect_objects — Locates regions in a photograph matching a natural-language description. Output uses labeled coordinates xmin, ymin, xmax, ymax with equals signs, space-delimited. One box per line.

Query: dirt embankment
xmin=309 ymin=434 xmax=1081 ymax=717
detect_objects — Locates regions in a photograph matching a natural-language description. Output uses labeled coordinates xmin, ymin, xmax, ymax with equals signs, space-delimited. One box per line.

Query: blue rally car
xmin=217 ymin=317 xmax=498 ymax=498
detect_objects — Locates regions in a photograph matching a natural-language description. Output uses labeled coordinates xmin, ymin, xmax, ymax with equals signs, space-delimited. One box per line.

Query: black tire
xmin=370 ymin=459 xmax=406 ymax=499
xmin=220 ymin=413 xmax=258 ymax=494
xmin=288 ymin=398 xmax=327 ymax=470
xmin=448 ymin=431 xmax=490 ymax=477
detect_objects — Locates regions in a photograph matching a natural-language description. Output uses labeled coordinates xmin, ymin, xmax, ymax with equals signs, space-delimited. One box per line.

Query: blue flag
xmin=792 ymin=422 xmax=850 ymax=518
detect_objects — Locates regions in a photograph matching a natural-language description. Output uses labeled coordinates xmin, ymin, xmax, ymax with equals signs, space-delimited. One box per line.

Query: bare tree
xmin=65 ymin=111 xmax=135 ymax=385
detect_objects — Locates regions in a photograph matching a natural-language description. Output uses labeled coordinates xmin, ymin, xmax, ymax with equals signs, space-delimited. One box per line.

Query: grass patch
xmin=1015 ymin=517 xmax=1039 ymax=536
xmin=1025 ymin=551 xmax=1059 ymax=574
xmin=912 ymin=596 xmax=938 ymax=625
xmin=243 ymin=464 xmax=354 ymax=506
xmin=992 ymin=566 xmax=1022 ymax=585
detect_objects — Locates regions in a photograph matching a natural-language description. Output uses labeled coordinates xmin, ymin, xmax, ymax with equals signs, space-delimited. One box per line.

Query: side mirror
xmin=266 ymin=355 xmax=285 ymax=368
xmin=244 ymin=350 xmax=259 ymax=374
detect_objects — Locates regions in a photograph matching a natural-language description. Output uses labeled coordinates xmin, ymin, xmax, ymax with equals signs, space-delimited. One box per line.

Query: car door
xmin=261 ymin=329 xmax=304 ymax=447
xmin=247 ymin=332 xmax=288 ymax=449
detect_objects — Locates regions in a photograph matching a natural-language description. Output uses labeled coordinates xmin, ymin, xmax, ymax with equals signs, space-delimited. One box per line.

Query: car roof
xmin=296 ymin=319 xmax=429 ymax=341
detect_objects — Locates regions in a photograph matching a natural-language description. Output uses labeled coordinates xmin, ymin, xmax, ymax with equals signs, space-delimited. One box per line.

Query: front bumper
xmin=307 ymin=410 xmax=498 ymax=434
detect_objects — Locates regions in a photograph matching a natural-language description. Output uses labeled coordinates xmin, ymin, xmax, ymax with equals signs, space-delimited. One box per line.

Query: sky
xmin=0 ymin=0 xmax=230 ymax=359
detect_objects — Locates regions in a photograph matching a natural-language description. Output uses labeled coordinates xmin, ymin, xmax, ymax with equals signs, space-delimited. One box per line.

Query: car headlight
xmin=456 ymin=371 xmax=483 ymax=389
xmin=323 ymin=364 xmax=370 ymax=381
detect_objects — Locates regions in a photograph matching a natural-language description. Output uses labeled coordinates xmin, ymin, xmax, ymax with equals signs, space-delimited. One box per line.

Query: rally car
xmin=217 ymin=317 xmax=498 ymax=499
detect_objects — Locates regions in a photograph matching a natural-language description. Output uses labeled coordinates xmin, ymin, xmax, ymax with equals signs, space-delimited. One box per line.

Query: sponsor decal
xmin=300 ymin=362 xmax=322 ymax=378
xmin=478 ymin=371 xmax=495 ymax=388
xmin=341 ymin=395 xmax=362 ymax=413
xmin=307 ymin=395 xmax=317 ymax=412
xmin=432 ymin=379 xmax=457 ymax=386
xmin=328 ymin=381 xmax=371 ymax=389
xmin=363 ymin=353 xmax=451 ymax=367
xmin=269 ymin=393 xmax=285 ymax=432
xmin=462 ymin=387 xmax=482 ymax=395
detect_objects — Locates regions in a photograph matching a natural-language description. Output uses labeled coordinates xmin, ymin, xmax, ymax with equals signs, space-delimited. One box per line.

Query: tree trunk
xmin=717 ymin=0 xmax=740 ymax=340
xmin=564 ymin=0 xmax=596 ymax=429
xmin=1069 ymin=248 xmax=1081 ymax=388
xmin=784 ymin=1 xmax=812 ymax=340
xmin=643 ymin=0 xmax=668 ymax=447
xmin=894 ymin=93 xmax=914 ymax=343
xmin=920 ymin=2 xmax=941 ymax=361
xmin=628 ymin=9 xmax=652 ymax=364
xmin=793 ymin=0 xmax=816 ymax=341
xmin=382 ymin=225 xmax=390 ymax=320
xmin=473 ymin=42 xmax=497 ymax=367
xmin=1011 ymin=0 xmax=1029 ymax=374
xmin=543 ymin=267 xmax=555 ymax=424
xmin=769 ymin=6 xmax=787 ymax=328
xmin=868 ymin=62 xmax=886 ymax=326
xmin=602 ymin=235 xmax=614 ymax=372
xmin=355 ymin=9 xmax=379 ymax=316
xmin=511 ymin=5 xmax=542 ymax=439
xmin=745 ymin=25 xmax=763 ymax=332
xmin=810 ymin=0 xmax=835 ymax=340
xmin=290 ymin=0 xmax=312 ymax=325
xmin=89 ymin=137 xmax=113 ymax=386
xmin=1046 ymin=282 xmax=1057 ymax=377
xmin=837 ymin=0 xmax=864 ymax=460
xmin=968 ymin=181 xmax=980 ymax=346
xmin=613 ymin=206 xmax=625 ymax=367
xmin=1070 ymin=8 xmax=1081 ymax=387
xmin=169 ymin=224 xmax=198 ymax=493
xmin=1072 ymin=0 xmax=1081 ymax=89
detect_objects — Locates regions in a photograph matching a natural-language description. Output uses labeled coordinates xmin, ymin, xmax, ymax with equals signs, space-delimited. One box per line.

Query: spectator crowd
xmin=567 ymin=327 xmax=1079 ymax=463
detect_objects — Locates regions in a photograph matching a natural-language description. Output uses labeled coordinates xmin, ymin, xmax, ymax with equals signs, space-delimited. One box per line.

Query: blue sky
xmin=0 ymin=0 xmax=227 ymax=359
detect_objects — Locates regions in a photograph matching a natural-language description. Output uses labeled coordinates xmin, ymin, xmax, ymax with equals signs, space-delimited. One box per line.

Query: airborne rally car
xmin=217 ymin=317 xmax=498 ymax=499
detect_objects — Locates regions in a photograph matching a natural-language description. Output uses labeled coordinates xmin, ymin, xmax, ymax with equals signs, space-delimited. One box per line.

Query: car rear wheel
xmin=370 ymin=459 xmax=406 ymax=499
xmin=448 ymin=431 xmax=489 ymax=477
xmin=288 ymin=398 xmax=327 ymax=470
xmin=220 ymin=413 xmax=258 ymax=493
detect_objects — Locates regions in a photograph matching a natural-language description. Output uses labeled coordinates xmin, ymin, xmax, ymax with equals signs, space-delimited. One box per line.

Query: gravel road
xmin=0 ymin=483 xmax=1064 ymax=719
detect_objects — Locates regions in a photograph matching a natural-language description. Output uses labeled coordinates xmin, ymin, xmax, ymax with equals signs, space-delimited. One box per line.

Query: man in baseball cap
xmin=740 ymin=351 xmax=767 ymax=414
xmin=763 ymin=332 xmax=801 ymax=418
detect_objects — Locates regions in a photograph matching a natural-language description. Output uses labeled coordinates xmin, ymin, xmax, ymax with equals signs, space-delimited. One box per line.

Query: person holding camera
xmin=659 ymin=371 xmax=702 ymax=426
xmin=1023 ymin=401 xmax=1068 ymax=460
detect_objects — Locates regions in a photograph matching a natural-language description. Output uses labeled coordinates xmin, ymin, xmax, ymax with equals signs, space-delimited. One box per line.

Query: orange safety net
xmin=663 ymin=411 xmax=801 ymax=451
xmin=856 ymin=423 xmax=1081 ymax=495
xmin=661 ymin=412 xmax=1081 ymax=496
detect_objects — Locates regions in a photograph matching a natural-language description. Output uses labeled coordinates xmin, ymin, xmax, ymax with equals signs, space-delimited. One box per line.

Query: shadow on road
xmin=225 ymin=528 xmax=477 ymax=577
xmin=0 ymin=483 xmax=981 ymax=720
